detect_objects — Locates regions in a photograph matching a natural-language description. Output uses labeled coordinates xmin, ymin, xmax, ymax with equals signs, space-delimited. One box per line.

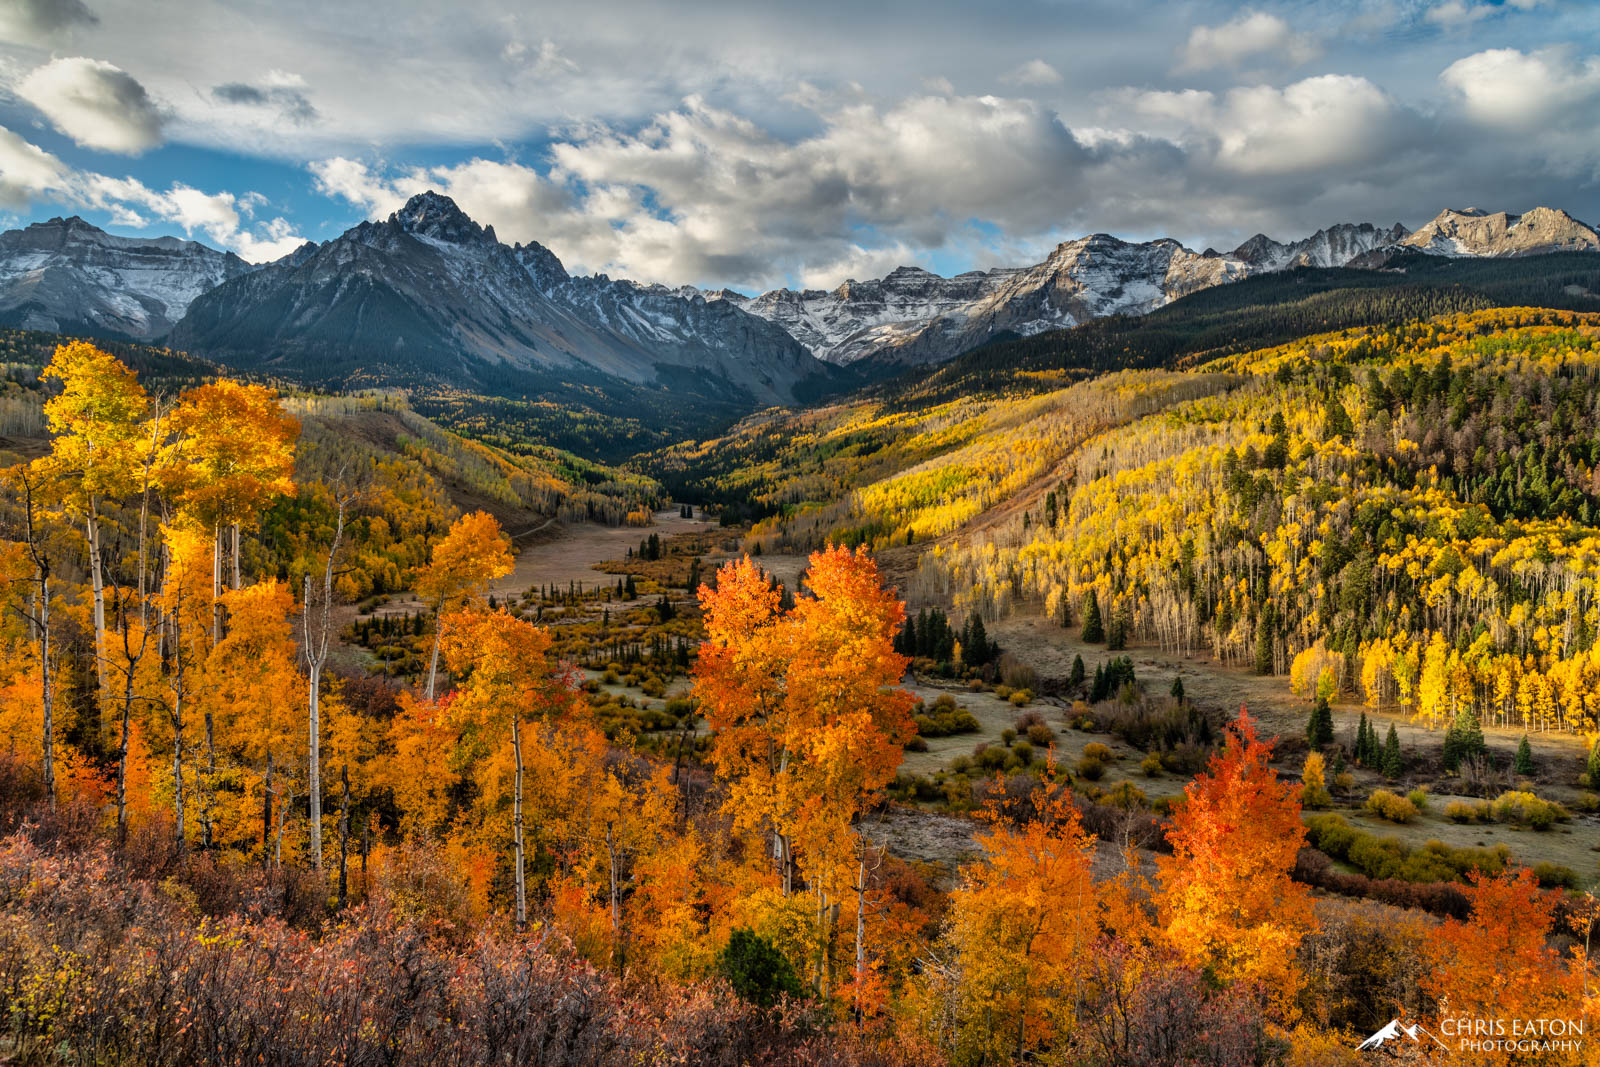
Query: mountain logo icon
xmin=1357 ymin=1018 xmax=1449 ymax=1051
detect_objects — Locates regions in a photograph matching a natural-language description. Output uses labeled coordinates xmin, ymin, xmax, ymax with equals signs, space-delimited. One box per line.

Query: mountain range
xmin=1 ymin=198 xmax=1596 ymax=403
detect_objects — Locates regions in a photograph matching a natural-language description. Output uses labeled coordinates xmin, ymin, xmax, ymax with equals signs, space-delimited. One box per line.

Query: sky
xmin=0 ymin=0 xmax=1597 ymax=292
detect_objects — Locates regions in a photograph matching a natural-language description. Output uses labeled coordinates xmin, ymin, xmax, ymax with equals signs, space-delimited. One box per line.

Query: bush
xmin=1025 ymin=723 xmax=1055 ymax=747
xmin=1104 ymin=781 xmax=1148 ymax=809
xmin=914 ymin=701 xmax=981 ymax=738
xmin=1009 ymin=691 xmax=1031 ymax=707
xmin=717 ymin=929 xmax=803 ymax=1008
xmin=1082 ymin=742 xmax=1114 ymax=762
xmin=1489 ymin=790 xmax=1567 ymax=830
xmin=1077 ymin=756 xmax=1106 ymax=781
xmin=1333 ymin=771 xmax=1355 ymax=793
xmin=1365 ymin=789 xmax=1419 ymax=824
xmin=1532 ymin=862 xmax=1580 ymax=890
xmin=1140 ymin=753 xmax=1162 ymax=777
xmin=1405 ymin=788 xmax=1429 ymax=812
xmin=1001 ymin=728 xmax=1018 ymax=746
xmin=1444 ymin=800 xmax=1488 ymax=823
xmin=1011 ymin=741 xmax=1034 ymax=765
xmin=903 ymin=736 xmax=929 ymax=752
xmin=1305 ymin=814 xmax=1508 ymax=885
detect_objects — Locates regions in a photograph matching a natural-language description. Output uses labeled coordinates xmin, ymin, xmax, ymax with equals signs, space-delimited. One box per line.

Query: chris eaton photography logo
xmin=1358 ymin=1015 xmax=1585 ymax=1056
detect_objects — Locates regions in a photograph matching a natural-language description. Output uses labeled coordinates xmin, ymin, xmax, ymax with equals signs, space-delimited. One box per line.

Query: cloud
xmin=312 ymin=91 xmax=1092 ymax=288
xmin=1440 ymin=47 xmax=1600 ymax=127
xmin=16 ymin=56 xmax=163 ymax=154
xmin=0 ymin=0 xmax=97 ymax=47
xmin=0 ymin=123 xmax=305 ymax=261
xmin=1129 ymin=75 xmax=1410 ymax=177
xmin=1001 ymin=59 xmax=1063 ymax=87
xmin=1176 ymin=11 xmax=1318 ymax=72
xmin=1426 ymin=0 xmax=1543 ymax=29
xmin=212 ymin=78 xmax=319 ymax=125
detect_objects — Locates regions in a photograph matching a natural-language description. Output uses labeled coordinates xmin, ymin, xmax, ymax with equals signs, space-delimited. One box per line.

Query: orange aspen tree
xmin=1155 ymin=710 xmax=1315 ymax=1009
xmin=696 ymin=545 xmax=913 ymax=994
xmin=416 ymin=511 xmax=513 ymax=700
xmin=39 ymin=341 xmax=147 ymax=701
xmin=204 ymin=580 xmax=306 ymax=856
xmin=1425 ymin=869 xmax=1592 ymax=1066
xmin=2 ymin=462 xmax=62 ymax=809
xmin=946 ymin=776 xmax=1100 ymax=1062
xmin=440 ymin=607 xmax=574 ymax=929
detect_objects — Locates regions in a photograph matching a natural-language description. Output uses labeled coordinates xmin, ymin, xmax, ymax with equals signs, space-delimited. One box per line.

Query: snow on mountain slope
xmin=1399 ymin=207 xmax=1599 ymax=257
xmin=170 ymin=192 xmax=822 ymax=404
xmin=0 ymin=216 xmax=253 ymax=339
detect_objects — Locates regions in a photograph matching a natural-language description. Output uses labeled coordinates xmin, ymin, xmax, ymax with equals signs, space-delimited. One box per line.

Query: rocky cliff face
xmin=1398 ymin=207 xmax=1600 ymax=257
xmin=0 ymin=216 xmax=253 ymax=339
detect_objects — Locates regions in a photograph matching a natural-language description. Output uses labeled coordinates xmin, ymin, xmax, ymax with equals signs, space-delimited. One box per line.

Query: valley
xmin=5 ymin=236 xmax=1600 ymax=1066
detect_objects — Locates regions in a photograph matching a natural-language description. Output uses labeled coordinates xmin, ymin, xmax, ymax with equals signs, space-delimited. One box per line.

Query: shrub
xmin=1531 ymin=862 xmax=1580 ymax=890
xmin=903 ymin=736 xmax=929 ymax=752
xmin=1001 ymin=728 xmax=1018 ymax=746
xmin=1140 ymin=753 xmax=1162 ymax=777
xmin=1489 ymin=790 xmax=1567 ymax=830
xmin=1575 ymin=792 xmax=1600 ymax=814
xmin=1332 ymin=771 xmax=1355 ymax=793
xmin=1405 ymin=788 xmax=1429 ymax=812
xmin=1077 ymin=756 xmax=1106 ymax=781
xmin=1104 ymin=781 xmax=1148 ymax=809
xmin=718 ymin=929 xmax=803 ymax=1008
xmin=1082 ymin=742 xmax=1114 ymax=762
xmin=1365 ymin=789 xmax=1418 ymax=824
xmin=998 ymin=653 xmax=1038 ymax=690
xmin=948 ymin=755 xmax=973 ymax=775
xmin=1009 ymin=691 xmax=1031 ymax=708
xmin=1025 ymin=723 xmax=1055 ymax=747
xmin=1444 ymin=800 xmax=1488 ymax=823
xmin=1011 ymin=741 xmax=1034 ymax=765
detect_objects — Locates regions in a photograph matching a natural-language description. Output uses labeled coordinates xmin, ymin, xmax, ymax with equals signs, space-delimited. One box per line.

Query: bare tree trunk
xmin=262 ymin=751 xmax=274 ymax=865
xmin=338 ymin=764 xmax=351 ymax=909
xmin=854 ymin=850 xmax=867 ymax=1029
xmin=425 ymin=611 xmax=443 ymax=701
xmin=85 ymin=505 xmax=106 ymax=698
xmin=302 ymin=497 xmax=347 ymax=872
xmin=38 ymin=569 xmax=53 ymax=811
xmin=511 ymin=714 xmax=526 ymax=930
xmin=230 ymin=521 xmax=242 ymax=590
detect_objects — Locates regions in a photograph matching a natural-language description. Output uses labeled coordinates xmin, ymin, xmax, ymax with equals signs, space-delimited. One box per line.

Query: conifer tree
xmin=1080 ymin=592 xmax=1104 ymax=644
xmin=1382 ymin=724 xmax=1402 ymax=780
xmin=1306 ymin=697 xmax=1334 ymax=748
xmin=1515 ymin=736 xmax=1534 ymax=777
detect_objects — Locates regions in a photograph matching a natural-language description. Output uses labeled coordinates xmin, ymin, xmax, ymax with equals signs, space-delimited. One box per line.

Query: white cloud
xmin=0 ymin=124 xmax=305 ymax=261
xmin=313 ymin=91 xmax=1091 ymax=288
xmin=16 ymin=56 xmax=163 ymax=154
xmin=0 ymin=0 xmax=97 ymax=47
xmin=1000 ymin=59 xmax=1062 ymax=88
xmin=1441 ymin=47 xmax=1600 ymax=127
xmin=1177 ymin=11 xmax=1318 ymax=72
xmin=1427 ymin=0 xmax=1542 ymax=29
xmin=1130 ymin=75 xmax=1407 ymax=176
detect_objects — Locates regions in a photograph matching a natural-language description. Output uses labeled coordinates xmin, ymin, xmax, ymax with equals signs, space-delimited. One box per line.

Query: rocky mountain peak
xmin=1401 ymin=205 xmax=1598 ymax=257
xmin=390 ymin=191 xmax=492 ymax=245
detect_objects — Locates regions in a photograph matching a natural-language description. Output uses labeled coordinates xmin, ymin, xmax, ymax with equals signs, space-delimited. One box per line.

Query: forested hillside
xmin=0 ymin=320 xmax=1597 ymax=1066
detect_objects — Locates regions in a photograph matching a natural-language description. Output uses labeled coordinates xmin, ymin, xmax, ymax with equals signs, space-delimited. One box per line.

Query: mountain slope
xmin=1398 ymin=206 xmax=1599 ymax=257
xmin=0 ymin=217 xmax=253 ymax=340
xmin=170 ymin=192 xmax=824 ymax=407
xmin=722 ymin=224 xmax=1405 ymax=367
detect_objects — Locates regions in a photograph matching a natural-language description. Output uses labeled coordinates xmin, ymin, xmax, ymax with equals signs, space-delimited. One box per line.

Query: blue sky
xmin=0 ymin=0 xmax=1597 ymax=291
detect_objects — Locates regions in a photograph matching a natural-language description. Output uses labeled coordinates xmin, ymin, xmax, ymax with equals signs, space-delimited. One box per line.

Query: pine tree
xmin=1069 ymin=654 xmax=1085 ymax=688
xmin=1306 ymin=697 xmax=1334 ymax=748
xmin=1382 ymin=724 xmax=1402 ymax=780
xmin=1355 ymin=713 xmax=1371 ymax=767
xmin=1253 ymin=605 xmax=1276 ymax=676
xmin=1170 ymin=675 xmax=1185 ymax=703
xmin=1106 ymin=607 xmax=1127 ymax=651
xmin=1589 ymin=739 xmax=1600 ymax=789
xmin=1515 ymin=736 xmax=1534 ymax=777
xmin=1081 ymin=593 xmax=1104 ymax=644
xmin=1091 ymin=663 xmax=1106 ymax=703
